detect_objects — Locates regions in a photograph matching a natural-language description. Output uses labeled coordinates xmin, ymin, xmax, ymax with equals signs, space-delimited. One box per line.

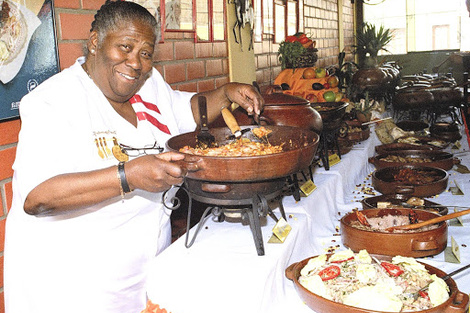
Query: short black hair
xmin=91 ymin=0 xmax=157 ymax=45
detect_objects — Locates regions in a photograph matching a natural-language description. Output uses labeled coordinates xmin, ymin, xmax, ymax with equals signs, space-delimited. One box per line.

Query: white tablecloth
xmin=146 ymin=124 xmax=470 ymax=313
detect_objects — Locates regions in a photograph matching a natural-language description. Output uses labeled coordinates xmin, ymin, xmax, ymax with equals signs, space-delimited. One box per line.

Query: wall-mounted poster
xmin=0 ymin=0 xmax=59 ymax=122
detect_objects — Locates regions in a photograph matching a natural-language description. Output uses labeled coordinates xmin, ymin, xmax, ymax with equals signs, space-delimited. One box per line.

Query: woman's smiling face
xmin=92 ymin=20 xmax=156 ymax=104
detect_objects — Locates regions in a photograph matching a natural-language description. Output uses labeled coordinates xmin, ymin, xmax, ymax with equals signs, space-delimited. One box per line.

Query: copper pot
xmin=166 ymin=125 xmax=320 ymax=182
xmin=259 ymin=93 xmax=323 ymax=134
xmin=372 ymin=165 xmax=449 ymax=197
xmin=341 ymin=208 xmax=447 ymax=257
xmin=352 ymin=67 xmax=389 ymax=90
xmin=392 ymin=89 xmax=434 ymax=111
xmin=212 ymin=93 xmax=324 ymax=134
xmin=369 ymin=150 xmax=458 ymax=171
xmin=286 ymin=253 xmax=469 ymax=313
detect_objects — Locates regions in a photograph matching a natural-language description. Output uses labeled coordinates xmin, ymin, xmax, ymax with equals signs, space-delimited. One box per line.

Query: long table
xmin=146 ymin=123 xmax=470 ymax=313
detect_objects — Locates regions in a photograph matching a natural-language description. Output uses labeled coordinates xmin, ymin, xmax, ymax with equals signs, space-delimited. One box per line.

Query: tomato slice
xmin=381 ymin=262 xmax=404 ymax=277
xmin=318 ymin=265 xmax=341 ymax=281
xmin=419 ymin=290 xmax=430 ymax=300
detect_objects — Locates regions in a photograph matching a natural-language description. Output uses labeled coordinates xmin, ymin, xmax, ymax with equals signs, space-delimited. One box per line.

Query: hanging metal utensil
xmin=196 ymin=96 xmax=216 ymax=148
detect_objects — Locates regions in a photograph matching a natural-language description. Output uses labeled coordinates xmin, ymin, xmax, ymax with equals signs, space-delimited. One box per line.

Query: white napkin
xmin=0 ymin=1 xmax=41 ymax=84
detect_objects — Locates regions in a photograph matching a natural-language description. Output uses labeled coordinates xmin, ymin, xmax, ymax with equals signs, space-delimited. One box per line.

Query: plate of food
xmin=0 ymin=0 xmax=41 ymax=83
xmin=286 ymin=249 xmax=469 ymax=313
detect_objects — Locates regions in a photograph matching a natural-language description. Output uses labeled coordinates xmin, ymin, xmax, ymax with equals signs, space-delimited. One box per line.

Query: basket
xmin=285 ymin=49 xmax=318 ymax=69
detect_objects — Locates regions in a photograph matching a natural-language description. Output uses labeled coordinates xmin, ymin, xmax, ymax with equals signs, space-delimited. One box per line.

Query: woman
xmin=4 ymin=1 xmax=263 ymax=313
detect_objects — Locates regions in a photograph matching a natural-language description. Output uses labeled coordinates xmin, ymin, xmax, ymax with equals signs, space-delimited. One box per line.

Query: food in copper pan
xmin=397 ymin=137 xmax=446 ymax=148
xmin=299 ymin=249 xmax=449 ymax=312
xmin=380 ymin=155 xmax=432 ymax=164
xmin=251 ymin=126 xmax=272 ymax=138
xmin=350 ymin=214 xmax=439 ymax=233
xmin=393 ymin=168 xmax=441 ymax=185
xmin=179 ymin=137 xmax=283 ymax=157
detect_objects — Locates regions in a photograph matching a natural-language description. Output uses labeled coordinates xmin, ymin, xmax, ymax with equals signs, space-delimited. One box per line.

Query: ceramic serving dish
xmin=372 ymin=165 xmax=448 ymax=197
xmin=286 ymin=253 xmax=469 ymax=313
xmin=430 ymin=122 xmax=462 ymax=142
xmin=368 ymin=150 xmax=458 ymax=171
xmin=375 ymin=143 xmax=439 ymax=154
xmin=361 ymin=193 xmax=448 ymax=215
xmin=341 ymin=208 xmax=447 ymax=257
xmin=342 ymin=120 xmax=370 ymax=142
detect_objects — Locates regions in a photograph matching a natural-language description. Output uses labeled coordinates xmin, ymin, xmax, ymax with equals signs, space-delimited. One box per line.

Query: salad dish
xmin=286 ymin=249 xmax=469 ymax=313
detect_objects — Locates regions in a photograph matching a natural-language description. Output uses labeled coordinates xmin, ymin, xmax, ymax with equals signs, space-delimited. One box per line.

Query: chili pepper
xmin=318 ymin=265 xmax=341 ymax=281
xmin=381 ymin=262 xmax=404 ymax=276
xmin=286 ymin=35 xmax=298 ymax=42
xmin=299 ymin=36 xmax=310 ymax=44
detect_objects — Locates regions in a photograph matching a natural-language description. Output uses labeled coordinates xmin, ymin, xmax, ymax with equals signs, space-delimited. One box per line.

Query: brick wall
xmin=254 ymin=0 xmax=355 ymax=87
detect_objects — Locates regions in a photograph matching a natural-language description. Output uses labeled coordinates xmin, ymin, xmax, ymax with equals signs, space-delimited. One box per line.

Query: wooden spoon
xmin=386 ymin=208 xmax=470 ymax=232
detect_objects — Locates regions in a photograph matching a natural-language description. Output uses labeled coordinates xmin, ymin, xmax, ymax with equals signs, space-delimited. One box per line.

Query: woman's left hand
xmin=224 ymin=83 xmax=264 ymax=117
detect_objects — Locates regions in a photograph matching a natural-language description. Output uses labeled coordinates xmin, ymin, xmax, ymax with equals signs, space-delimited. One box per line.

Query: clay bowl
xmin=341 ymin=208 xmax=447 ymax=257
xmin=361 ymin=193 xmax=448 ymax=215
xmin=368 ymin=150 xmax=458 ymax=171
xmin=212 ymin=93 xmax=324 ymax=135
xmin=430 ymin=122 xmax=462 ymax=142
xmin=286 ymin=253 xmax=469 ymax=313
xmin=311 ymin=102 xmax=348 ymax=131
xmin=396 ymin=120 xmax=429 ymax=132
xmin=372 ymin=165 xmax=449 ymax=197
xmin=375 ymin=142 xmax=439 ymax=154
xmin=343 ymin=120 xmax=370 ymax=142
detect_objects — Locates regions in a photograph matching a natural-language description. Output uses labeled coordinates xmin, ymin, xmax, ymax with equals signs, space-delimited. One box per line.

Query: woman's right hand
xmin=125 ymin=152 xmax=201 ymax=193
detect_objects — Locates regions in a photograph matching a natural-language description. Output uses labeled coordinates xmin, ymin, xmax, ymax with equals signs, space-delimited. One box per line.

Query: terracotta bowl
xmin=375 ymin=143 xmax=439 ymax=154
xmin=430 ymin=122 xmax=462 ymax=142
xmin=396 ymin=120 xmax=429 ymax=132
xmin=372 ymin=165 xmax=448 ymax=197
xmin=286 ymin=253 xmax=469 ymax=313
xmin=368 ymin=150 xmax=458 ymax=171
xmin=311 ymin=102 xmax=348 ymax=131
xmin=361 ymin=194 xmax=448 ymax=215
xmin=341 ymin=208 xmax=447 ymax=257
xmin=343 ymin=120 xmax=370 ymax=142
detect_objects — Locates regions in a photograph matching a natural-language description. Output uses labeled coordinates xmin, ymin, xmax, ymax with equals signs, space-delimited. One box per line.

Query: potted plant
xmin=351 ymin=23 xmax=393 ymax=91
xmin=354 ymin=22 xmax=393 ymax=69
xmin=352 ymin=92 xmax=375 ymax=122
xmin=278 ymin=33 xmax=317 ymax=70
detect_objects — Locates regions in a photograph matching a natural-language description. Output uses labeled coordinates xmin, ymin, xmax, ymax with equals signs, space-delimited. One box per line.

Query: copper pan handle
xmin=394 ymin=186 xmax=415 ymax=195
xmin=443 ymin=291 xmax=469 ymax=313
xmin=201 ymin=183 xmax=231 ymax=193
xmin=411 ymin=238 xmax=439 ymax=251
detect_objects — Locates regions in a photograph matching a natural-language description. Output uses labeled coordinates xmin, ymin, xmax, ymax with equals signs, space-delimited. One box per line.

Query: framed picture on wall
xmin=0 ymin=0 xmax=59 ymax=122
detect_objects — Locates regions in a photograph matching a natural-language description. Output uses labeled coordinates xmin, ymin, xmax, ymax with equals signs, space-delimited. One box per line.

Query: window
xmin=363 ymin=0 xmax=469 ymax=54
xmin=195 ymin=0 xmax=226 ymax=41
xmin=254 ymin=0 xmax=299 ymax=43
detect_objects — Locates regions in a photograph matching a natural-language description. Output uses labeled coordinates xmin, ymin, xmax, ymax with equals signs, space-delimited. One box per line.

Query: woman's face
xmin=92 ymin=20 xmax=156 ymax=104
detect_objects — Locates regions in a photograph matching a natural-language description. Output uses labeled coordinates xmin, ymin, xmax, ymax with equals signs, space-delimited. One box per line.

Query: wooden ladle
xmin=386 ymin=208 xmax=470 ymax=232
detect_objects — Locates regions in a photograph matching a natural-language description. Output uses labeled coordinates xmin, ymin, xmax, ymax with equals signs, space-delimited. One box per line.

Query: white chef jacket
xmin=4 ymin=57 xmax=196 ymax=313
